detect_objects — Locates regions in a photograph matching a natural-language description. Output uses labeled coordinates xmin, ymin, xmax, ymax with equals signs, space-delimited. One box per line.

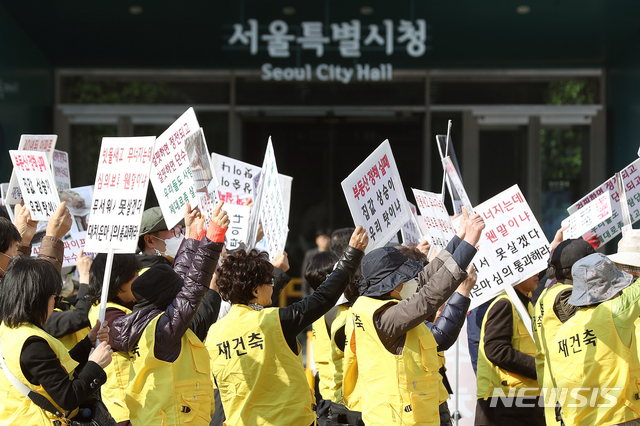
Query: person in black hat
xmin=137 ymin=206 xmax=189 ymax=272
xmin=342 ymin=212 xmax=484 ymax=425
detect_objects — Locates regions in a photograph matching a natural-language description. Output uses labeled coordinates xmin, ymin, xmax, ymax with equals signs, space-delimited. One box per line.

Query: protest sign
xmin=53 ymin=150 xmax=71 ymax=191
xmin=462 ymin=185 xmax=550 ymax=312
xmin=442 ymin=156 xmax=473 ymax=213
xmin=412 ymin=189 xmax=456 ymax=252
xmin=436 ymin=130 xmax=464 ymax=215
xmin=184 ymin=128 xmax=218 ymax=224
xmin=6 ymin=135 xmax=58 ymax=205
xmin=84 ymin=137 xmax=155 ymax=254
xmin=0 ymin=184 xmax=13 ymax=222
xmin=341 ymin=140 xmax=410 ymax=253
xmin=9 ymin=151 xmax=60 ymax=221
xmin=211 ymin=153 xmax=293 ymax=223
xmin=258 ymin=138 xmax=288 ymax=259
xmin=562 ymin=191 xmax=612 ymax=240
xmin=150 ymin=108 xmax=200 ymax=229
xmin=567 ymin=158 xmax=640 ymax=245
xmin=224 ymin=203 xmax=251 ymax=250
xmin=400 ymin=202 xmax=423 ymax=246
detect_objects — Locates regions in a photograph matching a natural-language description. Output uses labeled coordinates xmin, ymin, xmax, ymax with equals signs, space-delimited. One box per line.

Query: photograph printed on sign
xmin=184 ymin=128 xmax=219 ymax=224
xmin=436 ymin=134 xmax=464 ymax=215
xmin=84 ymin=137 xmax=155 ymax=254
xmin=9 ymin=150 xmax=61 ymax=221
xmin=567 ymin=158 xmax=640 ymax=245
xmin=341 ymin=140 xmax=410 ymax=253
xmin=150 ymin=107 xmax=200 ymax=229
xmin=460 ymin=185 xmax=551 ymax=311
xmin=6 ymin=135 xmax=58 ymax=205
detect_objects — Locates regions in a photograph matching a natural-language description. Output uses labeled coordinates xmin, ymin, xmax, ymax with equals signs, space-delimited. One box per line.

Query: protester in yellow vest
xmin=533 ymin=236 xmax=595 ymax=426
xmin=87 ymin=252 xmax=142 ymax=425
xmin=475 ymin=273 xmax=543 ymax=426
xmin=343 ymin=212 xmax=483 ymax=426
xmin=549 ymin=253 xmax=640 ymax=426
xmin=0 ymin=257 xmax=112 ymax=425
xmin=110 ymin=202 xmax=229 ymax=426
xmin=207 ymin=226 xmax=368 ymax=426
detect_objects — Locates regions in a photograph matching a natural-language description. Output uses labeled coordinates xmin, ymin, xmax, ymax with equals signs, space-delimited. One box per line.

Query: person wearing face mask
xmin=342 ymin=212 xmax=484 ymax=425
xmin=136 ymin=206 xmax=185 ymax=273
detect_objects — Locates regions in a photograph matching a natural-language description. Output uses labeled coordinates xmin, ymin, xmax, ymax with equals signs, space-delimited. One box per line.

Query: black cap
xmin=547 ymin=238 xmax=596 ymax=280
xmin=132 ymin=264 xmax=183 ymax=311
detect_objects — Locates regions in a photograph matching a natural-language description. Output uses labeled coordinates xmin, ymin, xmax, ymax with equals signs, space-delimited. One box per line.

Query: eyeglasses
xmin=53 ymin=294 xmax=63 ymax=305
xmin=171 ymin=226 xmax=185 ymax=238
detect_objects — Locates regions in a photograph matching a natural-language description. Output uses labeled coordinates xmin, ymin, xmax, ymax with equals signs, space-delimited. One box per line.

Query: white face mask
xmin=154 ymin=233 xmax=185 ymax=259
xmin=397 ymin=278 xmax=419 ymax=300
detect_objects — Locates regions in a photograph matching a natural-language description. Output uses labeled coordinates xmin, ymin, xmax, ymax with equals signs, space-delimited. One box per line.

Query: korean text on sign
xmin=150 ymin=107 xmax=200 ymax=229
xmin=53 ymin=150 xmax=71 ymax=191
xmin=341 ymin=140 xmax=410 ymax=253
xmin=9 ymin=151 xmax=60 ymax=221
xmin=226 ymin=19 xmax=428 ymax=58
xmin=184 ymin=128 xmax=219 ymax=224
xmin=567 ymin=158 xmax=640 ymax=246
xmin=6 ymin=134 xmax=58 ymax=205
xmin=562 ymin=191 xmax=613 ymax=240
xmin=412 ymin=189 xmax=456 ymax=252
xmin=400 ymin=202 xmax=423 ymax=246
xmin=84 ymin=137 xmax=155 ymax=254
xmin=463 ymin=185 xmax=551 ymax=311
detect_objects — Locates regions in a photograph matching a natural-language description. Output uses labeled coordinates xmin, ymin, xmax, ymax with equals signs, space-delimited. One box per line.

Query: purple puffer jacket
xmin=111 ymin=236 xmax=222 ymax=363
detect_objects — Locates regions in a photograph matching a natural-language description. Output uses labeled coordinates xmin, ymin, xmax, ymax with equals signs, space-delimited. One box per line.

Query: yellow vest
xmin=437 ymin=351 xmax=448 ymax=404
xmin=549 ymin=303 xmax=640 ymax=426
xmin=532 ymin=282 xmax=570 ymax=426
xmin=312 ymin=315 xmax=332 ymax=401
xmin=206 ymin=304 xmax=316 ymax=426
xmin=328 ymin=305 xmax=350 ymax=403
xmin=88 ymin=303 xmax=132 ymax=423
xmin=52 ymin=307 xmax=90 ymax=351
xmin=126 ymin=313 xmax=214 ymax=426
xmin=476 ymin=292 xmax=540 ymax=399
xmin=0 ymin=323 xmax=79 ymax=425
xmin=341 ymin=309 xmax=363 ymax=412
xmin=347 ymin=296 xmax=441 ymax=426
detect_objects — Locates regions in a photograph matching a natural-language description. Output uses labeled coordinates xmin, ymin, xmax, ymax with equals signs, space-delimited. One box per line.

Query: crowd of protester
xmin=0 ymin=175 xmax=639 ymax=426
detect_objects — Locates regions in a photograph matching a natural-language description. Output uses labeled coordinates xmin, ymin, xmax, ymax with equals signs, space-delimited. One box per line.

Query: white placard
xmin=341 ymin=140 xmax=410 ymax=253
xmin=259 ymin=138 xmax=288 ymax=259
xmin=224 ymin=204 xmax=251 ymax=250
xmin=412 ymin=189 xmax=456 ymax=252
xmin=562 ymin=191 xmax=612 ymax=240
xmin=184 ymin=128 xmax=218 ymax=224
xmin=442 ymin=156 xmax=473 ymax=213
xmin=436 ymin=132 xmax=464 ymax=215
xmin=567 ymin=158 xmax=640 ymax=246
xmin=400 ymin=202 xmax=423 ymax=246
xmin=9 ymin=151 xmax=60 ymax=221
xmin=6 ymin=135 xmax=58 ymax=204
xmin=0 ymin=184 xmax=14 ymax=222
xmin=150 ymin=108 xmax=200 ymax=229
xmin=464 ymin=185 xmax=550 ymax=311
xmin=52 ymin=149 xmax=71 ymax=191
xmin=84 ymin=137 xmax=155 ymax=253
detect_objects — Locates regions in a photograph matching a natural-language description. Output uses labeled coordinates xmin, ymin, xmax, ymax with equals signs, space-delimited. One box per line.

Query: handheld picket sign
xmin=442 ymin=156 xmax=474 ymax=215
xmin=562 ymin=191 xmax=613 ymax=240
xmin=97 ymin=247 xmax=115 ymax=346
xmin=616 ymin=171 xmax=633 ymax=237
xmin=9 ymin=151 xmax=61 ymax=221
xmin=6 ymin=135 xmax=58 ymax=205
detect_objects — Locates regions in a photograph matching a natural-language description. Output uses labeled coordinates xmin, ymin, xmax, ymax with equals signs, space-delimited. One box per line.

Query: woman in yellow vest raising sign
xmin=206 ymin=226 xmax=368 ymax=426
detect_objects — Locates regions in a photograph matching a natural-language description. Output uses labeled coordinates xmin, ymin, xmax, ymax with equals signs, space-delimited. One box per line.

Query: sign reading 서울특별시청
xmin=6 ymin=134 xmax=58 ymax=205
xmin=341 ymin=140 xmax=410 ymax=253
xmin=411 ymin=189 xmax=456 ymax=253
xmin=562 ymin=191 xmax=613 ymax=240
xmin=150 ymin=108 xmax=200 ymax=229
xmin=9 ymin=150 xmax=60 ymax=221
xmin=84 ymin=137 xmax=155 ymax=254
xmin=567 ymin=158 xmax=640 ymax=246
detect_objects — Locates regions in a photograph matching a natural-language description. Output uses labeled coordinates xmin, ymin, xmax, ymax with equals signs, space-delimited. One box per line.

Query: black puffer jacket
xmin=111 ymin=236 xmax=222 ymax=362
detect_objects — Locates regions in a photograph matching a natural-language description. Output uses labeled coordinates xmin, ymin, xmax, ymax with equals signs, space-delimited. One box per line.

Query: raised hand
xmin=349 ymin=226 xmax=369 ymax=252
xmin=271 ymin=251 xmax=290 ymax=273
xmin=76 ymin=249 xmax=93 ymax=284
xmin=456 ymin=206 xmax=469 ymax=240
xmin=457 ymin=265 xmax=478 ymax=297
xmin=464 ymin=213 xmax=485 ymax=247
xmin=184 ymin=202 xmax=200 ymax=238
xmin=46 ymin=202 xmax=72 ymax=239
xmin=14 ymin=203 xmax=38 ymax=245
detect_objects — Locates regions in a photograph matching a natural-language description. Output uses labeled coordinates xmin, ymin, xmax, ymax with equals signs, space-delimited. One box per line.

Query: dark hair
xmin=343 ymin=270 xmax=362 ymax=306
xmin=395 ymin=244 xmax=428 ymax=264
xmin=89 ymin=253 xmax=142 ymax=304
xmin=217 ymin=249 xmax=274 ymax=304
xmin=0 ymin=257 xmax=62 ymax=327
xmin=330 ymin=228 xmax=354 ymax=255
xmin=0 ymin=217 xmax=21 ymax=254
xmin=304 ymin=251 xmax=340 ymax=291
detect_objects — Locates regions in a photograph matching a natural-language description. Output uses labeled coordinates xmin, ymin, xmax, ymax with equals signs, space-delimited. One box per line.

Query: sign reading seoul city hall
xmin=224 ymin=19 xmax=430 ymax=84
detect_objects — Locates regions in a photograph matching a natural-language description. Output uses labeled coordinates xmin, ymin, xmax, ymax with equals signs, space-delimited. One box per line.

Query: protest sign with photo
xmin=53 ymin=149 xmax=71 ymax=191
xmin=562 ymin=191 xmax=612 ymax=240
xmin=436 ymin=133 xmax=464 ymax=215
xmin=463 ymin=185 xmax=551 ymax=311
xmin=184 ymin=128 xmax=218 ymax=224
xmin=224 ymin=203 xmax=251 ymax=250
xmin=150 ymin=107 xmax=200 ymax=229
xmin=341 ymin=140 xmax=410 ymax=253
xmin=9 ymin=151 xmax=60 ymax=221
xmin=400 ymin=202 xmax=423 ymax=246
xmin=412 ymin=189 xmax=456 ymax=252
xmin=567 ymin=158 xmax=640 ymax=245
xmin=84 ymin=137 xmax=155 ymax=253
xmin=442 ymin=156 xmax=473 ymax=213
xmin=258 ymin=138 xmax=288 ymax=260
xmin=6 ymin=135 xmax=57 ymax=204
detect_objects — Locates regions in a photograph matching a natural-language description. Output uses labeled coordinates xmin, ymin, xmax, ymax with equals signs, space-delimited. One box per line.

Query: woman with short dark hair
xmin=0 ymin=257 xmax=112 ymax=424
xmin=206 ymin=226 xmax=368 ymax=426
